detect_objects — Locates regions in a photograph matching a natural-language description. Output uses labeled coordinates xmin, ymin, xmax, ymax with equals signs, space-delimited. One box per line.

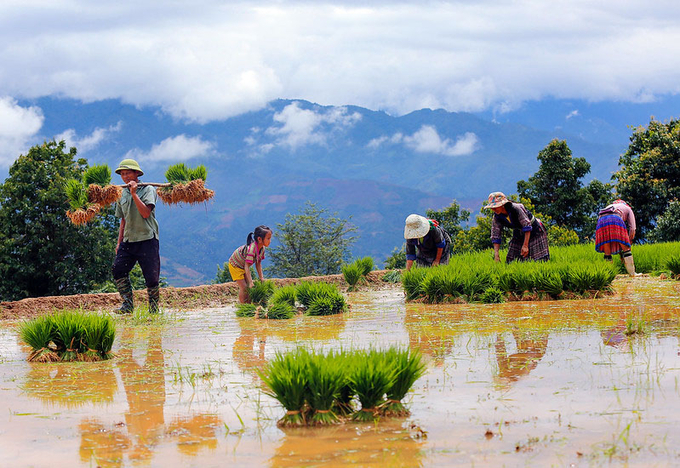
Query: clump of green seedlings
xmin=666 ymin=254 xmax=680 ymax=279
xmin=235 ymin=281 xmax=347 ymax=319
xmin=19 ymin=311 xmax=116 ymax=362
xmin=235 ymin=303 xmax=258 ymax=318
xmin=247 ymin=280 xmax=276 ymax=306
xmin=262 ymin=302 xmax=296 ymax=320
xmin=259 ymin=347 xmax=425 ymax=427
xmin=158 ymin=163 xmax=214 ymax=205
xmin=296 ymin=281 xmax=347 ymax=315
xmin=341 ymin=256 xmax=374 ymax=290
xmin=269 ymin=284 xmax=297 ymax=307
xmin=381 ymin=269 xmax=402 ymax=283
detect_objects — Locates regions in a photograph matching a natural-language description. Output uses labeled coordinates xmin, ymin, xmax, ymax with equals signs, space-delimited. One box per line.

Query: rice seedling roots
xmin=66 ymin=204 xmax=101 ymax=225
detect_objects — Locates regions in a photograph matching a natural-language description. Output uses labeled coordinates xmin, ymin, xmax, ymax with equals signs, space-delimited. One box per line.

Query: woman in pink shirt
xmin=595 ymin=199 xmax=639 ymax=276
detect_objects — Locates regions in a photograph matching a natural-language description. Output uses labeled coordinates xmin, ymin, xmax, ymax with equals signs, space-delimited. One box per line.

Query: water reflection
xmin=493 ymin=331 xmax=549 ymax=387
xmin=167 ymin=413 xmax=221 ymax=456
xmin=404 ymin=304 xmax=455 ymax=366
xmin=270 ymin=423 xmax=425 ymax=468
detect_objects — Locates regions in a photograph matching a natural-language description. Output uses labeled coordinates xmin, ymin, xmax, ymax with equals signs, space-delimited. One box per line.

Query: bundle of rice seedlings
xmin=589 ymin=262 xmax=617 ymax=291
xmin=261 ymin=302 xmax=296 ymax=320
xmin=158 ymin=163 xmax=214 ymax=205
xmin=462 ymin=268 xmax=495 ymax=300
xmin=65 ymin=178 xmax=101 ymax=225
xmin=512 ymin=268 xmax=535 ymax=295
xmin=83 ymin=164 xmax=112 ymax=186
xmin=53 ymin=311 xmax=86 ymax=362
xmin=248 ymin=280 xmax=275 ymax=306
xmin=565 ymin=264 xmax=594 ymax=294
xmin=331 ymin=351 xmax=356 ymax=416
xmin=83 ymin=164 xmax=121 ymax=206
xmin=306 ymin=293 xmax=347 ymax=316
xmin=421 ymin=272 xmax=448 ymax=303
xmin=534 ymin=269 xmax=563 ymax=297
xmin=381 ymin=270 xmax=402 ymax=283
xmin=356 ymin=257 xmax=374 ymax=276
xmin=342 ymin=263 xmax=363 ymax=290
xmin=259 ymin=349 xmax=310 ymax=427
xmin=235 ymin=303 xmax=258 ymax=317
xmin=349 ymin=349 xmax=396 ymax=422
xmin=19 ymin=316 xmax=59 ymax=362
xmin=401 ymin=268 xmax=428 ymax=300
xmin=81 ymin=315 xmax=116 ymax=361
xmin=296 ymin=281 xmax=341 ymax=309
xmin=306 ymin=351 xmax=346 ymax=425
xmin=270 ymin=285 xmax=297 ymax=307
xmin=295 ymin=281 xmax=316 ymax=308
xmin=667 ymin=254 xmax=680 ymax=277
xmin=382 ymin=348 xmax=426 ymax=417
xmin=480 ymin=286 xmax=506 ymax=304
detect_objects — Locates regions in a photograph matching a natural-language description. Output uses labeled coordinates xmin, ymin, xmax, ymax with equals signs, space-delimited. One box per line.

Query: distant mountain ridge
xmin=4 ymin=97 xmax=655 ymax=285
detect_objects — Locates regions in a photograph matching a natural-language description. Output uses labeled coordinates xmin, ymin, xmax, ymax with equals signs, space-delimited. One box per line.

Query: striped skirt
xmin=595 ymin=214 xmax=630 ymax=254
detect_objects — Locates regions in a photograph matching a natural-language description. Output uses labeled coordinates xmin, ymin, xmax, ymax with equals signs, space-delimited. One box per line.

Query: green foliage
xmin=267 ymin=202 xmax=357 ymax=278
xmin=401 ymin=268 xmax=428 ymax=300
xmin=613 ymin=118 xmax=680 ymax=240
xmin=650 ymin=200 xmax=680 ymax=243
xmin=270 ymin=285 xmax=298 ymax=307
xmin=381 ymin=270 xmax=402 ymax=283
xmin=349 ymin=349 xmax=396 ymax=421
xmin=667 ymin=254 xmax=680 ymax=276
xmin=306 ymin=350 xmax=346 ymax=425
xmin=341 ymin=263 xmax=363 ymax=289
xmin=547 ymin=223 xmax=580 ymax=246
xmin=64 ymin=178 xmax=89 ymax=211
xmin=188 ymin=164 xmax=207 ymax=181
xmin=248 ymin=280 xmax=275 ymax=306
xmin=165 ymin=163 xmax=191 ymax=183
xmin=0 ymin=141 xmax=117 ymax=301
xmin=82 ymin=164 xmax=111 ymax=186
xmin=382 ymin=348 xmax=426 ymax=416
xmin=480 ymin=286 xmax=505 ymax=304
xmin=262 ymin=302 xmax=296 ymax=320
xmin=306 ymin=292 xmax=347 ymax=316
xmin=259 ymin=349 xmax=310 ymax=426
xmin=383 ymin=244 xmax=406 ymax=270
xmin=235 ymin=303 xmax=258 ymax=317
xmin=517 ymin=139 xmax=612 ymax=240
xmin=19 ymin=310 xmax=116 ymax=362
xmin=425 ymin=200 xmax=471 ymax=239
xmin=356 ymin=256 xmax=374 ymax=276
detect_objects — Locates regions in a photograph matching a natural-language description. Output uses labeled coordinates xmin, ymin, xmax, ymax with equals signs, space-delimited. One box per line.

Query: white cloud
xmin=264 ymin=102 xmax=361 ymax=149
xmin=1 ymin=2 xmax=680 ymax=121
xmin=55 ymin=121 xmax=122 ymax=153
xmin=126 ymin=134 xmax=214 ymax=163
xmin=0 ymin=97 xmax=43 ymax=167
xmin=566 ymin=110 xmax=579 ymax=120
xmin=369 ymin=126 xmax=478 ymax=156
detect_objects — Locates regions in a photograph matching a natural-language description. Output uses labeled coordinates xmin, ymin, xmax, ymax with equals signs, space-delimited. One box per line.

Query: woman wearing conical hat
xmin=403 ymin=214 xmax=451 ymax=271
xmin=484 ymin=192 xmax=550 ymax=263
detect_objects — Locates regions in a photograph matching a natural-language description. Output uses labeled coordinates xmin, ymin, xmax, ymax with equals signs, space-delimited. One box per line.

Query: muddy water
xmin=1 ymin=277 xmax=680 ymax=467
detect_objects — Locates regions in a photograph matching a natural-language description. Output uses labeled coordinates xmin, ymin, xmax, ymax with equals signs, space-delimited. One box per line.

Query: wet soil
xmin=1 ymin=276 xmax=680 ymax=467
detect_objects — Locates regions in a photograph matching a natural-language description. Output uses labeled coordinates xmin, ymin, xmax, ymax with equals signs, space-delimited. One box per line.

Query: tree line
xmin=1 ymin=118 xmax=679 ymax=301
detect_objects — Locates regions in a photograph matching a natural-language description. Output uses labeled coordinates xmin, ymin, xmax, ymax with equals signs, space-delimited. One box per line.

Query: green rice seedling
xmin=565 ymin=263 xmax=595 ymax=294
xmin=356 ymin=257 xmax=374 ymax=276
xmin=342 ymin=263 xmax=364 ymax=290
xmin=65 ymin=178 xmax=89 ymax=211
xmin=296 ymin=281 xmax=343 ymax=309
xmin=462 ymin=268 xmax=496 ymax=300
xmin=19 ymin=316 xmax=59 ymax=362
xmin=590 ymin=262 xmax=618 ymax=291
xmin=381 ymin=270 xmax=402 ymax=283
xmin=666 ymin=254 xmax=680 ymax=276
xmin=306 ymin=350 xmax=346 ymax=425
xmin=331 ymin=352 xmax=356 ymax=416
xmin=235 ymin=303 xmax=258 ymax=317
xmin=259 ymin=349 xmax=310 ymax=427
xmin=496 ymin=270 xmax=515 ymax=293
xmin=248 ymin=280 xmax=275 ymax=306
xmin=511 ymin=267 xmax=536 ymax=295
xmin=534 ymin=269 xmax=563 ymax=297
xmin=262 ymin=302 xmax=296 ymax=320
xmin=295 ymin=281 xmax=315 ymax=308
xmin=306 ymin=293 xmax=347 ymax=316
xmin=382 ymin=348 xmax=426 ymax=417
xmin=270 ymin=285 xmax=297 ymax=307
xmin=401 ymin=268 xmax=428 ymax=300
xmin=82 ymin=164 xmax=111 ymax=186
xmin=188 ymin=164 xmax=208 ymax=181
xmin=480 ymin=286 xmax=506 ymax=304
xmin=165 ymin=163 xmax=191 ymax=183
xmin=81 ymin=315 xmax=116 ymax=361
xmin=349 ymin=349 xmax=396 ymax=422
xmin=53 ymin=311 xmax=86 ymax=362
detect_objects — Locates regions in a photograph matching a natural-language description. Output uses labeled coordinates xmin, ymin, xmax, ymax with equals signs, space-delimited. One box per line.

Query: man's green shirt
xmin=115 ymin=185 xmax=159 ymax=242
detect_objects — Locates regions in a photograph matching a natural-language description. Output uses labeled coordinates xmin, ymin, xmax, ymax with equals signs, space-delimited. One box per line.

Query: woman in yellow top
xmin=228 ymin=225 xmax=272 ymax=303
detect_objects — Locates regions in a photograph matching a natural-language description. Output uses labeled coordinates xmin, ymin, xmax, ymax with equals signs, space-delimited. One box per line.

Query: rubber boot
xmin=603 ymin=255 xmax=612 ymax=262
xmin=622 ymin=253 xmax=640 ymax=277
xmin=147 ymin=285 xmax=160 ymax=314
xmin=114 ymin=277 xmax=134 ymax=314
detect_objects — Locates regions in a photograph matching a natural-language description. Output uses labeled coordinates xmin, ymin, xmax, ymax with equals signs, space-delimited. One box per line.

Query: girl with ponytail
xmin=228 ymin=225 xmax=272 ymax=303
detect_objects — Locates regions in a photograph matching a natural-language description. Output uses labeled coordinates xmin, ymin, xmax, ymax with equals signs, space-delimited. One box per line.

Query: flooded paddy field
xmin=2 ymin=277 xmax=680 ymax=467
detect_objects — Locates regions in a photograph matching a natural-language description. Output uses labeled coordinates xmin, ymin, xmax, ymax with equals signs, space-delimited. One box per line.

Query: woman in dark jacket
xmin=484 ymin=192 xmax=549 ymax=263
xmin=404 ymin=214 xmax=450 ymax=271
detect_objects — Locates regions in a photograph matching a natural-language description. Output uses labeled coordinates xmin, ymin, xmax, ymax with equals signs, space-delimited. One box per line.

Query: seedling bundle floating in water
xmin=258 ymin=347 xmax=425 ymax=427
xmin=19 ymin=311 xmax=116 ymax=362
xmin=65 ymin=163 xmax=214 ymax=225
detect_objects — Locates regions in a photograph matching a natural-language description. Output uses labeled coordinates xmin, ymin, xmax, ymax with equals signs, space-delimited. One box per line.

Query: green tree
xmin=267 ymin=202 xmax=358 ymax=278
xmin=613 ymin=118 xmax=680 ymax=240
xmin=383 ymin=245 xmax=406 ymax=270
xmin=0 ymin=141 xmax=117 ymax=301
xmin=425 ymin=200 xmax=471 ymax=239
xmin=649 ymin=200 xmax=680 ymax=242
xmin=517 ymin=139 xmax=610 ymax=240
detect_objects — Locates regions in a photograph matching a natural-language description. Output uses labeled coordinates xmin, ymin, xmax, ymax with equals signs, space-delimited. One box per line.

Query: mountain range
xmin=4 ymin=96 xmax=674 ymax=286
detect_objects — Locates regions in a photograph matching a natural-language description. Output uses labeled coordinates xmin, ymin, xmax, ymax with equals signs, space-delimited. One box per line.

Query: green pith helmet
xmin=115 ymin=159 xmax=144 ymax=176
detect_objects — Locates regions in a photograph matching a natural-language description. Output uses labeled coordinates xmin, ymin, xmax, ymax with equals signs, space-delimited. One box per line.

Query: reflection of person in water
xmin=117 ymin=329 xmax=166 ymax=463
xmin=232 ymin=320 xmax=267 ymax=378
xmin=494 ymin=331 xmax=548 ymax=386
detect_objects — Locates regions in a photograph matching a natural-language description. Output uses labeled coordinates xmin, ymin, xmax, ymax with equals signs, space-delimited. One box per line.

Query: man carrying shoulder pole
xmin=111 ymin=159 xmax=161 ymax=314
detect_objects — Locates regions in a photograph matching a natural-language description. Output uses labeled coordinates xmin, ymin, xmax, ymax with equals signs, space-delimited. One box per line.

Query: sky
xmin=1 ymin=0 xmax=680 ymax=165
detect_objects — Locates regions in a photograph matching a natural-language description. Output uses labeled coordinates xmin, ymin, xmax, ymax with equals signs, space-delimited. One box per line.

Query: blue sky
xmin=1 ymin=0 xmax=679 ymax=165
